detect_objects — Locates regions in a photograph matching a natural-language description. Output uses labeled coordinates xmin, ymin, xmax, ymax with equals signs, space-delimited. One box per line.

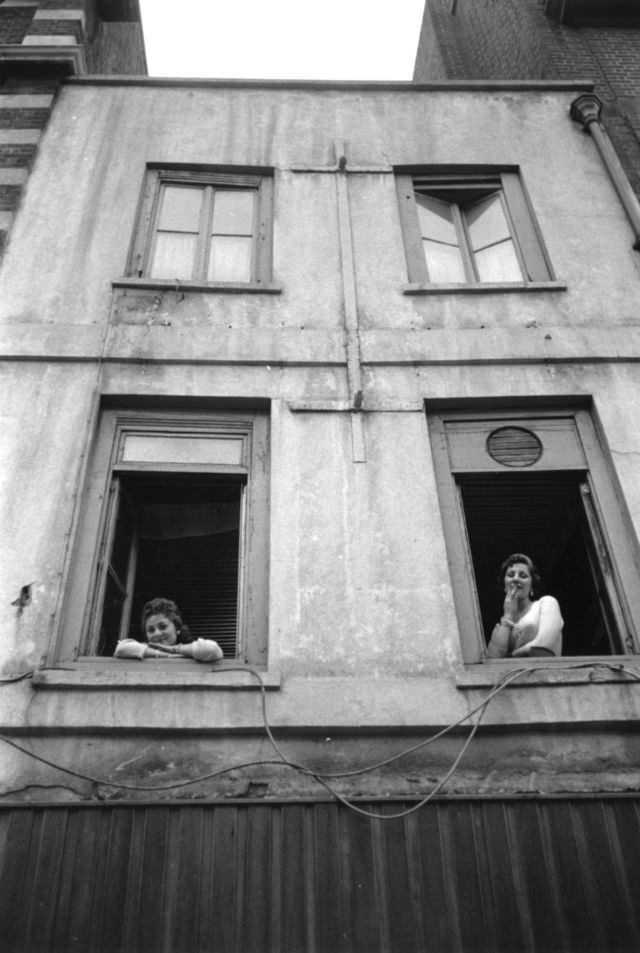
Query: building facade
xmin=414 ymin=0 xmax=640 ymax=199
xmin=2 ymin=12 xmax=640 ymax=952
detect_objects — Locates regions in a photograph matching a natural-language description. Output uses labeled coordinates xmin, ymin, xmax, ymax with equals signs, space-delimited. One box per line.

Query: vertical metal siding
xmin=1 ymin=797 xmax=640 ymax=953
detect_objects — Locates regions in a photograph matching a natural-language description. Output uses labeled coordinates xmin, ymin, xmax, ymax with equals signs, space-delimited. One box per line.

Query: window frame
xmin=56 ymin=407 xmax=270 ymax=667
xmin=396 ymin=166 xmax=554 ymax=288
xmin=428 ymin=402 xmax=640 ymax=664
xmin=126 ymin=165 xmax=275 ymax=288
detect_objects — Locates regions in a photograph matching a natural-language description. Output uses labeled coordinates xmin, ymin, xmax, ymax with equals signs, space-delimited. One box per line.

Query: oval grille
xmin=486 ymin=426 xmax=542 ymax=467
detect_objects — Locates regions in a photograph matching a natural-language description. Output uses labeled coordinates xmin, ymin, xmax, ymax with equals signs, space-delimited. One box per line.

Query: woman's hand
xmin=502 ymin=581 xmax=518 ymax=621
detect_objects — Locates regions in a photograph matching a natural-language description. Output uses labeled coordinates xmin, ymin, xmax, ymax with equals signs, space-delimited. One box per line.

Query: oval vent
xmin=486 ymin=426 xmax=542 ymax=467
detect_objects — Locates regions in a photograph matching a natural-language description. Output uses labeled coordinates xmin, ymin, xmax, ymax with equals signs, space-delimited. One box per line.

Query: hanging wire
xmin=1 ymin=660 xmax=638 ymax=820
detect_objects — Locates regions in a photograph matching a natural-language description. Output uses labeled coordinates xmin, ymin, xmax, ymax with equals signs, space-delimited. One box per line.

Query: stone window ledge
xmin=32 ymin=660 xmax=281 ymax=690
xmin=403 ymin=281 xmax=567 ymax=295
xmin=456 ymin=657 xmax=640 ymax=689
xmin=113 ymin=277 xmax=283 ymax=294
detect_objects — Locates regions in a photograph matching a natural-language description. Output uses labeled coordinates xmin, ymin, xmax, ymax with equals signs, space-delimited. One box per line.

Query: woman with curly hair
xmin=486 ymin=553 xmax=563 ymax=658
xmin=114 ymin=597 xmax=223 ymax=663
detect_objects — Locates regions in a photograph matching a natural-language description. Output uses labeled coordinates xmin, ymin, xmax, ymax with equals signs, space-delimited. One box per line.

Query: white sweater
xmin=487 ymin=595 xmax=563 ymax=658
xmin=114 ymin=638 xmax=223 ymax=662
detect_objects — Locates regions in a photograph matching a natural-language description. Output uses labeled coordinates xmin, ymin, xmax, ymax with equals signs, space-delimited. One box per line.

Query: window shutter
xmin=500 ymin=172 xmax=551 ymax=282
xmin=395 ymin=174 xmax=428 ymax=282
xmin=579 ymin=482 xmax=634 ymax=653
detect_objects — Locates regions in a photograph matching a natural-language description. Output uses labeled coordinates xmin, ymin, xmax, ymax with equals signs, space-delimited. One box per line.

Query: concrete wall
xmin=2 ymin=80 xmax=640 ymax=799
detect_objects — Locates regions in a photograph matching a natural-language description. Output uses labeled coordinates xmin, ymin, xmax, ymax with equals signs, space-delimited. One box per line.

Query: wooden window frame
xmin=56 ymin=408 xmax=269 ymax=667
xmin=396 ymin=167 xmax=553 ymax=286
xmin=127 ymin=165 xmax=274 ymax=287
xmin=428 ymin=403 xmax=640 ymax=663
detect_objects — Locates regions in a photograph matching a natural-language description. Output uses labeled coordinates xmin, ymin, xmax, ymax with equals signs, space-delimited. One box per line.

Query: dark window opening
xmin=97 ymin=474 xmax=242 ymax=658
xmin=460 ymin=472 xmax=626 ymax=655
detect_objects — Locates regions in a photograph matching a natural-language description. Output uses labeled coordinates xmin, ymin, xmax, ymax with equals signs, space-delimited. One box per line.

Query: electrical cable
xmin=0 ymin=660 xmax=639 ymax=820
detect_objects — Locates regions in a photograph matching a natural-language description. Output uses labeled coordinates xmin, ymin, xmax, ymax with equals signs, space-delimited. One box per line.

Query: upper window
xmin=58 ymin=407 xmax=269 ymax=666
xmin=128 ymin=167 xmax=274 ymax=286
xmin=428 ymin=405 xmax=640 ymax=662
xmin=396 ymin=168 xmax=553 ymax=286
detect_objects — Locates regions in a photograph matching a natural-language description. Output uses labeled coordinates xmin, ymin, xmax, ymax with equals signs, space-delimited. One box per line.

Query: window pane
xmin=212 ymin=190 xmax=255 ymax=236
xmin=474 ymin=238 xmax=522 ymax=282
xmin=122 ymin=434 xmax=244 ymax=466
xmin=208 ymin=236 xmax=252 ymax=282
xmin=466 ymin=193 xmax=511 ymax=251
xmin=415 ymin=193 xmax=458 ymax=244
xmin=423 ymin=238 xmax=466 ymax=283
xmin=157 ymin=185 xmax=203 ymax=232
xmin=149 ymin=232 xmax=197 ymax=280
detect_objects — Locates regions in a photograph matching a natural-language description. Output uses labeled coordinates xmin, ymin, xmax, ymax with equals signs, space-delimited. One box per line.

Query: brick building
xmin=0 ymin=0 xmax=145 ymax=254
xmin=414 ymin=0 xmax=640 ymax=197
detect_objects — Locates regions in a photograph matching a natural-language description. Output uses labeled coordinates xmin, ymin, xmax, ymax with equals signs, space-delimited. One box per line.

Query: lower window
xmin=59 ymin=407 xmax=269 ymax=665
xmin=428 ymin=405 xmax=640 ymax=661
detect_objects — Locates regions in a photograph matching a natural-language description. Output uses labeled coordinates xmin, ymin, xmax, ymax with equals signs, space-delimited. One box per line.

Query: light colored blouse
xmin=114 ymin=638 xmax=223 ymax=662
xmin=487 ymin=595 xmax=563 ymax=658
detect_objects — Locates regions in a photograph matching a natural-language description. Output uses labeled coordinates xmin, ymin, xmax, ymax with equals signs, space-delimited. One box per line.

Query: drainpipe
xmin=570 ymin=93 xmax=640 ymax=251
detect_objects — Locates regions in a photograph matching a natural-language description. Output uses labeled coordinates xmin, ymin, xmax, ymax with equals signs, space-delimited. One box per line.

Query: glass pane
xmin=415 ymin=193 xmax=458 ymax=244
xmin=208 ymin=236 xmax=252 ymax=282
xmin=423 ymin=238 xmax=466 ymax=283
xmin=466 ymin=193 xmax=511 ymax=251
xmin=149 ymin=232 xmax=197 ymax=279
xmin=121 ymin=434 xmax=245 ymax=466
xmin=157 ymin=185 xmax=203 ymax=232
xmin=109 ymin=493 xmax=135 ymax=584
xmin=474 ymin=238 xmax=523 ymax=282
xmin=212 ymin=190 xmax=255 ymax=236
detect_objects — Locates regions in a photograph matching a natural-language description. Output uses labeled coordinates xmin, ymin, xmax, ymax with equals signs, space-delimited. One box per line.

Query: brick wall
xmin=0 ymin=6 xmax=35 ymax=45
xmin=0 ymin=1 xmax=146 ymax=256
xmin=414 ymin=0 xmax=640 ymax=196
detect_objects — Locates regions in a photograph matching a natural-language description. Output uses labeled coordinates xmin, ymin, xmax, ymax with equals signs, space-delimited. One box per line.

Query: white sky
xmin=139 ymin=0 xmax=425 ymax=81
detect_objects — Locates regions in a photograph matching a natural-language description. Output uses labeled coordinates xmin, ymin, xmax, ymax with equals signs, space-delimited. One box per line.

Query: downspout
xmin=570 ymin=93 xmax=640 ymax=251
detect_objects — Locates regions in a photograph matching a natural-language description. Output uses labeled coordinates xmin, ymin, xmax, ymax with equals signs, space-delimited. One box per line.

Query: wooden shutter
xmin=500 ymin=171 xmax=552 ymax=282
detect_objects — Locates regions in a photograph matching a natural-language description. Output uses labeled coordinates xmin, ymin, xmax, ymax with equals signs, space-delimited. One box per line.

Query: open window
xmin=58 ymin=408 xmax=269 ymax=666
xmin=428 ymin=405 xmax=640 ymax=662
xmin=396 ymin=167 xmax=553 ymax=286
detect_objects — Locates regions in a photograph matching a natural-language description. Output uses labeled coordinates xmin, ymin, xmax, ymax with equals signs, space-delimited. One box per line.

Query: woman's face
xmin=504 ymin=562 xmax=532 ymax=599
xmin=145 ymin=613 xmax=178 ymax=646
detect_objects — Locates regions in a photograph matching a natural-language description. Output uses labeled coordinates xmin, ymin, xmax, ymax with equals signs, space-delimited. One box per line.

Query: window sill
xmin=32 ymin=659 xmax=281 ymax=690
xmin=112 ymin=277 xmax=283 ymax=294
xmin=403 ymin=281 xmax=567 ymax=295
xmin=456 ymin=656 xmax=640 ymax=689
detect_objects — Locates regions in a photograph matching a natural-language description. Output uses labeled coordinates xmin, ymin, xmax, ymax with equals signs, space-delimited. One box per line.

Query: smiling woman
xmin=486 ymin=553 xmax=564 ymax=659
xmin=113 ymin=596 xmax=224 ymax=662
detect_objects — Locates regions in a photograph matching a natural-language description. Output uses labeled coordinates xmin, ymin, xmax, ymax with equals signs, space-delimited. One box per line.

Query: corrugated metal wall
xmin=1 ymin=796 xmax=639 ymax=952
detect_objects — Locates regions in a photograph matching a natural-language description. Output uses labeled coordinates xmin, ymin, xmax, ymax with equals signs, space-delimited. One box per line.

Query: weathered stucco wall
xmin=2 ymin=80 xmax=640 ymax=798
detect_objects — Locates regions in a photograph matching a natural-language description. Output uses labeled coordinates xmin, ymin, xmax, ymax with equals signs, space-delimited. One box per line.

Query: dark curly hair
xmin=497 ymin=553 xmax=541 ymax=599
xmin=140 ymin=598 xmax=193 ymax=643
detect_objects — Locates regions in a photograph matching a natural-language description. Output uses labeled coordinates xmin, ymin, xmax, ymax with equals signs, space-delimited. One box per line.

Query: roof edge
xmin=64 ymin=76 xmax=596 ymax=93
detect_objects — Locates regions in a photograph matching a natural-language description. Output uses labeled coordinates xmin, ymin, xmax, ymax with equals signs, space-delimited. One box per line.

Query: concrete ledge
xmin=0 ymin=94 xmax=54 ymax=108
xmin=403 ymin=281 xmax=568 ymax=295
xmin=0 ymin=168 xmax=28 ymax=185
xmin=33 ymin=661 xmax=281 ymax=691
xmin=66 ymin=76 xmax=596 ymax=92
xmin=456 ymin=658 xmax=640 ymax=689
xmin=0 ymin=129 xmax=41 ymax=144
xmin=113 ymin=277 xmax=283 ymax=294
xmin=0 ymin=44 xmax=86 ymax=76
xmin=23 ymin=35 xmax=77 ymax=47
